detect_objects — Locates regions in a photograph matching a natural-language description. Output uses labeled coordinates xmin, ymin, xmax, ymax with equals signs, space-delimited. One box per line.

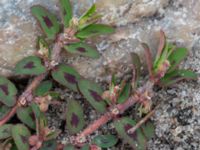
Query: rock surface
xmin=1 ymin=0 xmax=200 ymax=149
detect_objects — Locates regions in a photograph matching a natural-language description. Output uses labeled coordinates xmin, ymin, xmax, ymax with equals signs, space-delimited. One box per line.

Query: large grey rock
xmin=0 ymin=0 xmax=200 ymax=80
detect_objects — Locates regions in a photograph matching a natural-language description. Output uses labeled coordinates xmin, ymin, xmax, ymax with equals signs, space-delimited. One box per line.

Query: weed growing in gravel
xmin=0 ymin=0 xmax=197 ymax=150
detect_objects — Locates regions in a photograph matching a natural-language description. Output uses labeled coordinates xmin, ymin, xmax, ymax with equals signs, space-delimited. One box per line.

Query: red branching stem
xmin=117 ymin=96 xmax=138 ymax=113
xmin=127 ymin=104 xmax=159 ymax=134
xmin=0 ymin=104 xmax=19 ymax=126
xmin=75 ymin=95 xmax=139 ymax=143
xmin=0 ymin=33 xmax=65 ymax=126
xmin=76 ymin=111 xmax=114 ymax=143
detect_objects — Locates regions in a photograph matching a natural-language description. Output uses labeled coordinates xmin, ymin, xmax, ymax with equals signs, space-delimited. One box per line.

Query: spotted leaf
xmin=59 ymin=0 xmax=72 ymax=27
xmin=167 ymin=47 xmax=188 ymax=73
xmin=16 ymin=107 xmax=36 ymax=130
xmin=160 ymin=69 xmax=197 ymax=87
xmin=0 ymin=77 xmax=17 ymax=107
xmin=14 ymin=56 xmax=46 ymax=76
xmin=51 ymin=64 xmax=81 ymax=91
xmin=64 ymin=42 xmax=100 ymax=58
xmin=40 ymin=140 xmax=57 ymax=150
xmin=0 ymin=124 xmax=13 ymax=140
xmin=76 ymin=24 xmax=115 ymax=39
xmin=30 ymin=102 xmax=41 ymax=119
xmin=114 ymin=117 xmax=155 ymax=150
xmin=66 ymin=100 xmax=85 ymax=134
xmin=31 ymin=5 xmax=60 ymax=40
xmin=12 ymin=124 xmax=31 ymax=150
xmin=34 ymin=80 xmax=52 ymax=96
xmin=0 ymin=105 xmax=11 ymax=120
xmin=92 ymin=134 xmax=118 ymax=148
xmin=78 ymin=79 xmax=106 ymax=112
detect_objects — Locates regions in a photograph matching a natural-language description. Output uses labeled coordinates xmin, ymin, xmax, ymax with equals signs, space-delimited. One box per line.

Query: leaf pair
xmin=0 ymin=124 xmax=31 ymax=150
xmin=114 ymin=117 xmax=154 ymax=150
xmin=31 ymin=0 xmax=115 ymax=39
xmin=51 ymin=64 xmax=107 ymax=113
xmin=142 ymin=30 xmax=197 ymax=86
xmin=160 ymin=47 xmax=197 ymax=86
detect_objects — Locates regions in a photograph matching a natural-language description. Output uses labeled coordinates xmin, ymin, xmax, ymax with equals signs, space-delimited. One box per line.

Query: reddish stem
xmin=0 ymin=33 xmax=65 ymax=126
xmin=141 ymin=43 xmax=153 ymax=78
xmin=75 ymin=96 xmax=139 ymax=143
xmin=0 ymin=104 xmax=19 ymax=126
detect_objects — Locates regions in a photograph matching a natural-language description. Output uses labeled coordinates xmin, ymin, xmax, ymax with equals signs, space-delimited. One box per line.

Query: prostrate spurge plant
xmin=0 ymin=1 xmax=197 ymax=150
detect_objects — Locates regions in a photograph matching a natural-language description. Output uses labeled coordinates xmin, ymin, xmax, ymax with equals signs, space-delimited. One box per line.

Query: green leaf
xmin=160 ymin=69 xmax=197 ymax=86
xmin=66 ymin=100 xmax=85 ymax=134
xmin=0 ymin=124 xmax=13 ymax=140
xmin=64 ymin=144 xmax=75 ymax=150
xmin=167 ymin=47 xmax=188 ymax=73
xmin=131 ymin=52 xmax=141 ymax=87
xmin=114 ymin=117 xmax=148 ymax=150
xmin=78 ymin=4 xmax=97 ymax=29
xmin=76 ymin=24 xmax=115 ymax=39
xmin=34 ymin=80 xmax=52 ymax=96
xmin=31 ymin=5 xmax=60 ymax=40
xmin=0 ymin=105 xmax=11 ymax=120
xmin=81 ymin=144 xmax=90 ymax=150
xmin=153 ymin=43 xmax=175 ymax=71
xmin=16 ymin=107 xmax=36 ymax=130
xmin=59 ymin=0 xmax=72 ymax=27
xmin=92 ymin=134 xmax=118 ymax=148
xmin=12 ymin=124 xmax=31 ymax=150
xmin=48 ymin=91 xmax=60 ymax=99
xmin=141 ymin=121 xmax=155 ymax=140
xmin=45 ymin=130 xmax=61 ymax=140
xmin=64 ymin=42 xmax=100 ymax=58
xmin=40 ymin=140 xmax=57 ymax=150
xmin=0 ymin=77 xmax=17 ymax=107
xmin=78 ymin=79 xmax=106 ymax=113
xmin=117 ymin=82 xmax=131 ymax=104
xmin=79 ymin=4 xmax=96 ymax=23
xmin=51 ymin=64 xmax=81 ymax=91
xmin=39 ymin=113 xmax=48 ymax=130
xmin=30 ymin=102 xmax=41 ymax=119
xmin=14 ymin=56 xmax=46 ymax=76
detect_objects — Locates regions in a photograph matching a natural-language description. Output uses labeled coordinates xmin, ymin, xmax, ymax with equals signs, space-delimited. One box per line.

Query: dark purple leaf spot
xmin=77 ymin=47 xmax=86 ymax=53
xmin=64 ymin=73 xmax=77 ymax=84
xmin=0 ymin=84 xmax=9 ymax=95
xmin=89 ymin=90 xmax=102 ymax=102
xmin=124 ymin=124 xmax=137 ymax=139
xmin=20 ymin=135 xmax=28 ymax=143
xmin=24 ymin=62 xmax=35 ymax=69
xmin=71 ymin=113 xmax=79 ymax=127
xmin=42 ymin=16 xmax=53 ymax=28
xmin=30 ymin=112 xmax=35 ymax=120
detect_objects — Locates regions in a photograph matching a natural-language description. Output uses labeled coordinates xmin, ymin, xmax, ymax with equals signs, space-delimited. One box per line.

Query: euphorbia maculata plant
xmin=0 ymin=0 xmax=197 ymax=150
